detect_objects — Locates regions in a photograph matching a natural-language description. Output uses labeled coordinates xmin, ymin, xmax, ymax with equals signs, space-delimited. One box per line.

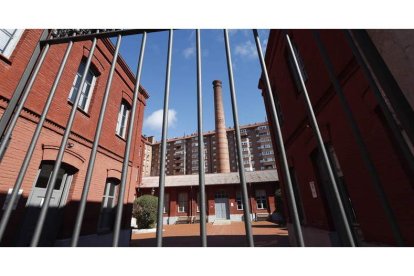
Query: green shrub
xmin=133 ymin=195 xmax=158 ymax=229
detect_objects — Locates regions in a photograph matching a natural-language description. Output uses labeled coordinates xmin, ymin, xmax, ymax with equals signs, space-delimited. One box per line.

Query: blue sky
xmin=114 ymin=29 xmax=270 ymax=141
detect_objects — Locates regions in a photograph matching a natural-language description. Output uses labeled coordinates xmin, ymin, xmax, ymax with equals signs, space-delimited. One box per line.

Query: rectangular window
xmin=68 ymin=60 xmax=97 ymax=112
xmin=178 ymin=192 xmax=188 ymax=213
xmin=163 ymin=193 xmax=169 ymax=214
xmin=287 ymin=40 xmax=308 ymax=94
xmin=236 ymin=191 xmax=243 ymax=210
xmin=0 ymin=29 xmax=24 ymax=58
xmin=116 ymin=101 xmax=131 ymax=138
xmin=255 ymin=189 xmax=267 ymax=210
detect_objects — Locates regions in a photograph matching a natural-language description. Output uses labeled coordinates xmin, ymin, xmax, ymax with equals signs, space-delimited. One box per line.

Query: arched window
xmin=116 ymin=100 xmax=131 ymax=139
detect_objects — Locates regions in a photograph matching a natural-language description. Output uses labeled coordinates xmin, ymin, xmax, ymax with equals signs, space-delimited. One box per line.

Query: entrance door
xmin=214 ymin=191 xmax=229 ymax=220
xmin=97 ymin=178 xmax=120 ymax=233
xmin=16 ymin=161 xmax=75 ymax=246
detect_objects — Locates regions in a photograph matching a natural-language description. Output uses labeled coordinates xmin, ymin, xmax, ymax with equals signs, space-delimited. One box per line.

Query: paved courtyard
xmin=130 ymin=221 xmax=290 ymax=247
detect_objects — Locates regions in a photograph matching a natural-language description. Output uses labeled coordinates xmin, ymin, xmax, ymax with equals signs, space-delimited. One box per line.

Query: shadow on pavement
xmin=131 ymin=234 xmax=290 ymax=247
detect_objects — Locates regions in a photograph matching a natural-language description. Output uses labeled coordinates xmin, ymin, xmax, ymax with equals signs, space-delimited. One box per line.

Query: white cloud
xmin=234 ymin=40 xmax=257 ymax=60
xmin=234 ymin=39 xmax=268 ymax=60
xmin=144 ymin=109 xmax=177 ymax=131
xmin=182 ymin=46 xmax=195 ymax=59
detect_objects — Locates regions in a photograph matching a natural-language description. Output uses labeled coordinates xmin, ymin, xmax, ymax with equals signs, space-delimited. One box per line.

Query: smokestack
xmin=212 ymin=80 xmax=230 ymax=173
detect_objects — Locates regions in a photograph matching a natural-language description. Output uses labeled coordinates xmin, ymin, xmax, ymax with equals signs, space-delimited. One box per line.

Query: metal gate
xmin=0 ymin=29 xmax=411 ymax=247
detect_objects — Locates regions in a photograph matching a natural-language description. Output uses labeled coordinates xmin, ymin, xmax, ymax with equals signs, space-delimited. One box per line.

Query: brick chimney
xmin=212 ymin=80 xmax=230 ymax=173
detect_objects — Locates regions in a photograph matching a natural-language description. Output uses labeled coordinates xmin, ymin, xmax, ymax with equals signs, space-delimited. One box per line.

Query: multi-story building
xmin=259 ymin=29 xmax=414 ymax=246
xmin=141 ymin=80 xmax=280 ymax=225
xmin=141 ymin=135 xmax=153 ymax=177
xmin=0 ymin=29 xmax=149 ymax=246
xmin=150 ymin=122 xmax=276 ymax=176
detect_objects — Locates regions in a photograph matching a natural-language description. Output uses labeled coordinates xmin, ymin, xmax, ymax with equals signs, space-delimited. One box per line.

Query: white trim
xmin=83 ymin=74 xmax=96 ymax=113
xmin=0 ymin=29 xmax=24 ymax=58
xmin=68 ymin=62 xmax=96 ymax=113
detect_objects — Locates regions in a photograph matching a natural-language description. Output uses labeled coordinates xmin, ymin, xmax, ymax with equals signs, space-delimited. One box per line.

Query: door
xmin=97 ymin=178 xmax=120 ymax=234
xmin=214 ymin=191 xmax=229 ymax=220
xmin=16 ymin=161 xmax=75 ymax=246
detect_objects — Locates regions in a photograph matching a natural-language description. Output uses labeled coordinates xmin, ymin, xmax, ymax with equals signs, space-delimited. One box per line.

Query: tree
xmin=133 ymin=195 xmax=158 ymax=229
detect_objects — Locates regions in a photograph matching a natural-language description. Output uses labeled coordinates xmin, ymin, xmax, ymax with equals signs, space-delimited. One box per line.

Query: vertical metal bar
xmin=343 ymin=30 xmax=414 ymax=175
xmin=0 ymin=41 xmax=73 ymax=243
xmin=30 ymin=37 xmax=98 ymax=247
xmin=0 ymin=43 xmax=50 ymax=158
xmin=285 ymin=33 xmax=356 ymax=247
xmin=156 ymin=29 xmax=173 ymax=247
xmin=252 ymin=29 xmax=305 ymax=246
xmin=71 ymin=35 xmax=122 ymax=247
xmin=0 ymin=30 xmax=49 ymax=143
xmin=313 ymin=30 xmax=405 ymax=246
xmin=196 ymin=29 xmax=207 ymax=247
xmin=223 ymin=29 xmax=254 ymax=247
xmin=350 ymin=30 xmax=414 ymax=144
xmin=112 ymin=33 xmax=147 ymax=247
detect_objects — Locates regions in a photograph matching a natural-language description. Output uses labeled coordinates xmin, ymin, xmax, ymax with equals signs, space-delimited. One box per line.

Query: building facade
xmin=150 ymin=122 xmax=276 ymax=176
xmin=259 ymin=29 xmax=414 ymax=246
xmin=139 ymin=170 xmax=280 ymax=224
xmin=141 ymin=135 xmax=153 ymax=177
xmin=0 ymin=29 xmax=149 ymax=246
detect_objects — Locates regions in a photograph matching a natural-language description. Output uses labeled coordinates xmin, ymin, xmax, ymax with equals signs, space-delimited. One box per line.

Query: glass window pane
xmin=35 ymin=164 xmax=54 ymax=188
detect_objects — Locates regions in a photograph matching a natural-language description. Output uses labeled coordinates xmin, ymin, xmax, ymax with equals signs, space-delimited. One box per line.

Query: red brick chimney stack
xmin=212 ymin=80 xmax=231 ymax=173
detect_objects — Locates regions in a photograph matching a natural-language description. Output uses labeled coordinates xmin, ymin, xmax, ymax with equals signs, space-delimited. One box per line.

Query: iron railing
xmin=0 ymin=28 xmax=411 ymax=247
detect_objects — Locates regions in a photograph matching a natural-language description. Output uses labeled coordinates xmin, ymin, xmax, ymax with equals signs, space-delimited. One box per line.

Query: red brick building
xmin=0 ymin=29 xmax=149 ymax=246
xmin=139 ymin=170 xmax=280 ymax=224
xmin=260 ymin=30 xmax=414 ymax=246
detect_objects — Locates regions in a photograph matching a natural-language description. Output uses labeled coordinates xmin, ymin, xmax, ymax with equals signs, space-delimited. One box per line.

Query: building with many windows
xmin=0 ymin=29 xmax=149 ymax=246
xmin=150 ymin=121 xmax=277 ymax=176
xmin=140 ymin=80 xmax=280 ymax=225
xmin=141 ymin=135 xmax=154 ymax=177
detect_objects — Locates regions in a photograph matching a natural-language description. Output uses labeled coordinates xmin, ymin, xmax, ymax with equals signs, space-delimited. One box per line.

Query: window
xmin=178 ymin=192 xmax=188 ymax=213
xmin=68 ymin=60 xmax=97 ymax=112
xmin=163 ymin=193 xmax=169 ymax=213
xmin=287 ymin=40 xmax=308 ymax=94
xmin=255 ymin=189 xmax=267 ymax=209
xmin=98 ymin=178 xmax=120 ymax=233
xmin=236 ymin=191 xmax=243 ymax=210
xmin=0 ymin=29 xmax=24 ymax=58
xmin=116 ymin=101 xmax=131 ymax=138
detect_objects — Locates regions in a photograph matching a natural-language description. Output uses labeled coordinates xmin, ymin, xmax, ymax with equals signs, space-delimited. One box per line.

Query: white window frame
xmin=0 ymin=29 xmax=24 ymax=58
xmin=255 ymin=189 xmax=267 ymax=210
xmin=177 ymin=192 xmax=187 ymax=213
xmin=116 ymin=101 xmax=131 ymax=138
xmin=68 ymin=61 xmax=97 ymax=113
xmin=163 ymin=193 xmax=169 ymax=214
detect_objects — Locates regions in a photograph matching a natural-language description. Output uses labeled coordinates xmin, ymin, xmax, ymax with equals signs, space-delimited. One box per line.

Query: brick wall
xmin=0 ymin=29 xmax=148 ymax=245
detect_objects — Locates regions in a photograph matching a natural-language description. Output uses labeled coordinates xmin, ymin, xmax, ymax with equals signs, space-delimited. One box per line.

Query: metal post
xmin=30 ymin=37 xmax=98 ymax=247
xmin=223 ymin=29 xmax=254 ymax=247
xmin=112 ymin=33 xmax=147 ymax=247
xmin=156 ymin=29 xmax=173 ymax=247
xmin=71 ymin=34 xmax=122 ymax=247
xmin=196 ymin=29 xmax=207 ymax=247
xmin=350 ymin=30 xmax=414 ymax=145
xmin=0 ymin=43 xmax=50 ymax=158
xmin=252 ymin=29 xmax=305 ymax=246
xmin=0 ymin=41 xmax=73 ymax=243
xmin=286 ymin=33 xmax=356 ymax=246
xmin=313 ymin=30 xmax=405 ymax=246
xmin=0 ymin=30 xmax=49 ymax=144
xmin=343 ymin=30 xmax=414 ymax=175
